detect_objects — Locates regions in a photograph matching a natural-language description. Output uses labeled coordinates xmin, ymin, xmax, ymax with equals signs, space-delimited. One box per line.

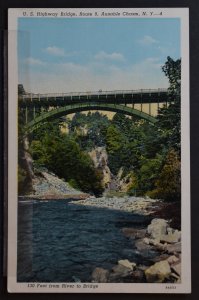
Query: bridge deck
xmin=19 ymin=88 xmax=169 ymax=107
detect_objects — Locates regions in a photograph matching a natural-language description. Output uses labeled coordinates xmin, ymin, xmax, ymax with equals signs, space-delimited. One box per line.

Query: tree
xmin=157 ymin=56 xmax=181 ymax=154
xmin=106 ymin=125 xmax=123 ymax=154
xmin=136 ymin=154 xmax=163 ymax=195
xmin=18 ymin=84 xmax=26 ymax=95
xmin=105 ymin=125 xmax=125 ymax=174
xmin=154 ymin=149 xmax=181 ymax=202
xmin=30 ymin=131 xmax=104 ymax=196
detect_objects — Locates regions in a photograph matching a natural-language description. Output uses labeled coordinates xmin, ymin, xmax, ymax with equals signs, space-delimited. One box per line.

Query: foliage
xmin=157 ymin=56 xmax=181 ymax=154
xmin=30 ymin=132 xmax=104 ymax=196
xmin=153 ymin=149 xmax=181 ymax=202
xmin=136 ymin=155 xmax=163 ymax=195
xmin=19 ymin=57 xmax=181 ymax=201
xmin=69 ymin=112 xmax=110 ymax=150
xmin=126 ymin=172 xmax=139 ymax=196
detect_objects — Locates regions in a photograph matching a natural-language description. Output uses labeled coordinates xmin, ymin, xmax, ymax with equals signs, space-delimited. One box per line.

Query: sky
xmin=18 ymin=18 xmax=180 ymax=93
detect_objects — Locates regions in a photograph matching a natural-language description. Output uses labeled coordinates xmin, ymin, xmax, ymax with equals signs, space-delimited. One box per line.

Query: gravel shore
xmin=69 ymin=196 xmax=159 ymax=215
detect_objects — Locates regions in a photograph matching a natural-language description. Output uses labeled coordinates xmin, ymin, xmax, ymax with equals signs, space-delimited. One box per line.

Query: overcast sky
xmin=18 ymin=18 xmax=180 ymax=93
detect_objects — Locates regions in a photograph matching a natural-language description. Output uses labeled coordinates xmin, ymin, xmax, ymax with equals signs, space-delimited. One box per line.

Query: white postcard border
xmin=7 ymin=7 xmax=191 ymax=293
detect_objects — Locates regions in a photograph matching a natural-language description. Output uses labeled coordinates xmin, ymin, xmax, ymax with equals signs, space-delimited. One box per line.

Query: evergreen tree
xmin=154 ymin=149 xmax=181 ymax=202
xmin=157 ymin=56 xmax=181 ymax=154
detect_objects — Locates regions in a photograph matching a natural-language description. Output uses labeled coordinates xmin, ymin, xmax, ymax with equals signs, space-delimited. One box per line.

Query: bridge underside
xmin=25 ymin=103 xmax=157 ymax=133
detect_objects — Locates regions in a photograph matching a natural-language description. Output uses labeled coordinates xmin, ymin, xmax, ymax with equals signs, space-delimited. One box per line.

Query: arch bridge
xmin=19 ymin=88 xmax=170 ymax=132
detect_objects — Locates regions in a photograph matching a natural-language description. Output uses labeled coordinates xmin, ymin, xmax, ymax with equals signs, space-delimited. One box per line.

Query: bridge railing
xmin=21 ymin=88 xmax=168 ymax=100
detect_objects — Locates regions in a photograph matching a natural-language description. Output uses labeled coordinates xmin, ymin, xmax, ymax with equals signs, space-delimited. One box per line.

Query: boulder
xmin=144 ymin=238 xmax=167 ymax=252
xmin=91 ymin=267 xmax=109 ymax=283
xmin=135 ymin=239 xmax=160 ymax=260
xmin=147 ymin=218 xmax=168 ymax=241
xmin=109 ymin=264 xmax=132 ymax=282
xmin=160 ymin=230 xmax=181 ymax=244
xmin=171 ymin=262 xmax=181 ymax=277
xmin=167 ymin=227 xmax=174 ymax=234
xmin=118 ymin=259 xmax=136 ymax=270
xmin=112 ymin=264 xmax=131 ymax=275
xmin=143 ymin=237 xmax=150 ymax=245
xmin=167 ymin=255 xmax=180 ymax=265
xmin=170 ymin=272 xmax=180 ymax=280
xmin=166 ymin=242 xmax=181 ymax=254
xmin=135 ymin=239 xmax=154 ymax=257
xmin=137 ymin=265 xmax=148 ymax=271
xmin=147 ymin=238 xmax=162 ymax=247
xmin=122 ymin=228 xmax=146 ymax=239
xmin=131 ymin=269 xmax=145 ymax=283
xmin=155 ymin=242 xmax=168 ymax=252
xmin=145 ymin=260 xmax=171 ymax=283
xmin=150 ymin=253 xmax=170 ymax=263
xmin=88 ymin=147 xmax=111 ymax=189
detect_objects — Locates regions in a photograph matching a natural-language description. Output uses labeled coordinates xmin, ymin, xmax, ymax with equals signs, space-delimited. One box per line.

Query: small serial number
xmin=165 ymin=286 xmax=177 ymax=289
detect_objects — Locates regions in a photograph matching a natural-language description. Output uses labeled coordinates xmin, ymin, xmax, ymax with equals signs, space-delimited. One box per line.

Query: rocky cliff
xmin=88 ymin=147 xmax=134 ymax=194
xmin=88 ymin=147 xmax=112 ymax=190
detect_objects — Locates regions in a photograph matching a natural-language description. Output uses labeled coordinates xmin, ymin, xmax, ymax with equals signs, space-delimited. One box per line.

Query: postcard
xmin=7 ymin=8 xmax=190 ymax=293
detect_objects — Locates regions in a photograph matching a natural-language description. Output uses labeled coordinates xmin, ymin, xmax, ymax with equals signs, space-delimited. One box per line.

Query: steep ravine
xmin=88 ymin=146 xmax=134 ymax=194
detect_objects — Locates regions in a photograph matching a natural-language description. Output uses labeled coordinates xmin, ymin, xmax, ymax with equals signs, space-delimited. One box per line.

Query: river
xmin=17 ymin=198 xmax=157 ymax=282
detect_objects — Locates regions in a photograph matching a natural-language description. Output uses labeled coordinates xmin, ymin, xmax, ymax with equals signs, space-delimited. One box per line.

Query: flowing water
xmin=17 ymin=199 xmax=156 ymax=282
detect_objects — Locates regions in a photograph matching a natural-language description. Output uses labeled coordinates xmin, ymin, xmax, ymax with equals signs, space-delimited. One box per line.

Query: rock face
xmin=145 ymin=260 xmax=171 ymax=283
xmin=19 ymin=137 xmax=34 ymax=193
xmin=117 ymin=168 xmax=134 ymax=193
xmin=24 ymin=142 xmax=34 ymax=179
xmin=88 ymin=147 xmax=111 ymax=190
xmin=88 ymin=147 xmax=135 ymax=193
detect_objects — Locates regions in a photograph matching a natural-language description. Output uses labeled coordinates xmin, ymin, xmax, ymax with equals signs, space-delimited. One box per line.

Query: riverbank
xmin=19 ymin=169 xmax=181 ymax=283
xmin=69 ymin=196 xmax=181 ymax=229
xmin=20 ymin=169 xmax=90 ymax=200
xmin=18 ymin=193 xmax=181 ymax=283
xmin=70 ymin=196 xmax=181 ymax=283
xmin=69 ymin=196 xmax=159 ymax=215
